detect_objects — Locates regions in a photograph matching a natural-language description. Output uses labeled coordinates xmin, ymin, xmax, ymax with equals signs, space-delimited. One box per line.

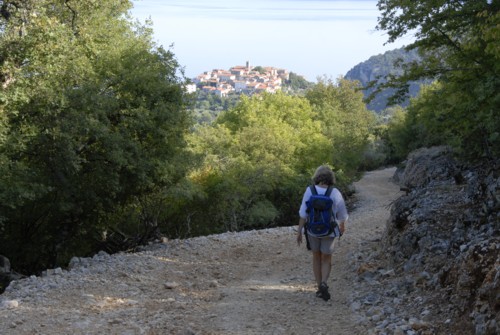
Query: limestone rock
xmin=383 ymin=146 xmax=500 ymax=334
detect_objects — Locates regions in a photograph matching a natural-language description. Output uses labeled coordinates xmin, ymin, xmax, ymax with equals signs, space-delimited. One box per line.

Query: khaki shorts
xmin=308 ymin=235 xmax=336 ymax=254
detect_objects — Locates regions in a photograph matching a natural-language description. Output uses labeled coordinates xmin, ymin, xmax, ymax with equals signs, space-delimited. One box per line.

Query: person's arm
xmin=297 ymin=217 xmax=307 ymax=245
xmin=297 ymin=187 xmax=310 ymax=245
xmin=339 ymin=220 xmax=346 ymax=234
xmin=332 ymin=188 xmax=348 ymax=235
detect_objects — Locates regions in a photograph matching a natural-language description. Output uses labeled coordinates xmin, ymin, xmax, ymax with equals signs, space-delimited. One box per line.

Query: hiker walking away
xmin=296 ymin=165 xmax=348 ymax=301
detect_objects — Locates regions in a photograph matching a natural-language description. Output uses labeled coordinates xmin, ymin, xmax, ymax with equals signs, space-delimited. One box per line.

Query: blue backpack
xmin=306 ymin=185 xmax=337 ymax=237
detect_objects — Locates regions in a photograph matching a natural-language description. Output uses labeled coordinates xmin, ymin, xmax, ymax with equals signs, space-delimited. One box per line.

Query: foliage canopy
xmin=375 ymin=0 xmax=499 ymax=160
xmin=180 ymin=80 xmax=374 ymax=235
xmin=0 ymin=0 xmax=192 ymax=272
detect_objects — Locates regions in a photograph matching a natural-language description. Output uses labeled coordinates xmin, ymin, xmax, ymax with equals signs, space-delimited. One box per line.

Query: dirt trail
xmin=0 ymin=167 xmax=402 ymax=335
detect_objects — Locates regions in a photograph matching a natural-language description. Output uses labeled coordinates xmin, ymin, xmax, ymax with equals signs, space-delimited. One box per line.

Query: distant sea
xmin=131 ymin=0 xmax=412 ymax=81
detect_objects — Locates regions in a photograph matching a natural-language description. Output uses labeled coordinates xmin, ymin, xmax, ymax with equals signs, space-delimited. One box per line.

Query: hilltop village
xmin=189 ymin=62 xmax=290 ymax=97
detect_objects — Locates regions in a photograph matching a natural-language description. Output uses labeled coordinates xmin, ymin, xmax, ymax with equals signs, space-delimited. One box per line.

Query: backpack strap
xmin=325 ymin=186 xmax=333 ymax=197
xmin=309 ymin=184 xmax=318 ymax=195
xmin=310 ymin=185 xmax=333 ymax=197
xmin=324 ymin=186 xmax=336 ymax=224
xmin=306 ymin=185 xmax=317 ymax=216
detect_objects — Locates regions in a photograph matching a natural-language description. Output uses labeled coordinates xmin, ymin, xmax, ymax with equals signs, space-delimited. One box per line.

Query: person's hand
xmin=339 ymin=222 xmax=346 ymax=234
xmin=296 ymin=231 xmax=302 ymax=245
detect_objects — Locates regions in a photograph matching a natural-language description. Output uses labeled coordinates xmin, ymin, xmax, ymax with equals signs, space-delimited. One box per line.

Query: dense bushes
xmin=0 ymin=0 xmax=192 ymax=273
xmin=164 ymin=80 xmax=374 ymax=236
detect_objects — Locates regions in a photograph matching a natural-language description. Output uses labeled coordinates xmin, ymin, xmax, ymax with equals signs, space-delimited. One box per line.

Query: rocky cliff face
xmin=387 ymin=146 xmax=499 ymax=334
xmin=344 ymin=47 xmax=423 ymax=113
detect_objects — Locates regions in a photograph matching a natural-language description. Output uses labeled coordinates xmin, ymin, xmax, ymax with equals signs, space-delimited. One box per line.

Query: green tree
xmin=305 ymin=78 xmax=375 ymax=180
xmin=283 ymin=72 xmax=314 ymax=91
xmin=384 ymin=106 xmax=414 ymax=162
xmin=0 ymin=0 xmax=192 ymax=272
xmin=375 ymin=0 xmax=500 ymax=159
xmin=183 ymin=84 xmax=373 ymax=235
xmin=184 ymin=92 xmax=331 ymax=233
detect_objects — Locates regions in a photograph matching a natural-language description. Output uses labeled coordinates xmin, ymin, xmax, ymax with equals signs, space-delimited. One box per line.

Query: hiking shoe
xmin=319 ymin=282 xmax=330 ymax=301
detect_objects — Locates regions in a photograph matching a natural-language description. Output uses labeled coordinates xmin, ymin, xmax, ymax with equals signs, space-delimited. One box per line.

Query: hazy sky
xmin=130 ymin=0 xmax=413 ymax=82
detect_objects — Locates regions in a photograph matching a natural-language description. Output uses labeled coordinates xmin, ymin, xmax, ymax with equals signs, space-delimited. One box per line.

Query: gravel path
xmin=0 ymin=167 xmax=402 ymax=335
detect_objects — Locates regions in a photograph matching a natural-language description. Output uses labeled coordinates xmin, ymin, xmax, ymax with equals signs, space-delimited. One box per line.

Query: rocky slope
xmin=344 ymin=47 xmax=423 ymax=112
xmin=355 ymin=146 xmax=499 ymax=335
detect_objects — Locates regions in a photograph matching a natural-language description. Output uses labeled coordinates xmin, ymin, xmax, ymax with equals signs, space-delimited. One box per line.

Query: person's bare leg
xmin=312 ymin=251 xmax=322 ymax=288
xmin=316 ymin=253 xmax=332 ymax=300
xmin=321 ymin=253 xmax=332 ymax=283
